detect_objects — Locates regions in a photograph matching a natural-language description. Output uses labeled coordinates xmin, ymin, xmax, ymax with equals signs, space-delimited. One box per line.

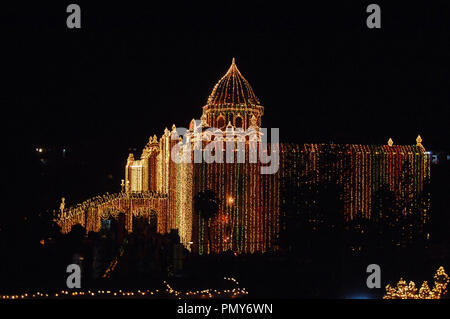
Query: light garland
xmin=279 ymin=143 xmax=430 ymax=224
xmin=56 ymin=191 xmax=168 ymax=234
xmin=102 ymin=238 xmax=127 ymax=279
xmin=62 ymin=141 xmax=429 ymax=254
xmin=0 ymin=277 xmax=247 ymax=300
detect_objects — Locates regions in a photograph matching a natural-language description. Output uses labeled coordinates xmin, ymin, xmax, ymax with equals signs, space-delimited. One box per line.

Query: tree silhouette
xmin=372 ymin=183 xmax=398 ymax=248
xmin=194 ymin=189 xmax=220 ymax=254
xmin=280 ymin=145 xmax=346 ymax=255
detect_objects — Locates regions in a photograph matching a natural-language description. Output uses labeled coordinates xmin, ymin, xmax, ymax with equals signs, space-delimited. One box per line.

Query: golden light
xmin=53 ymin=59 xmax=431 ymax=258
xmin=384 ymin=266 xmax=449 ymax=299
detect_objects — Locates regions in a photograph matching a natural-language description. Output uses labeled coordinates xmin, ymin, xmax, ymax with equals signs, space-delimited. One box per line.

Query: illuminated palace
xmin=121 ymin=59 xmax=430 ymax=254
xmin=58 ymin=59 xmax=431 ymax=255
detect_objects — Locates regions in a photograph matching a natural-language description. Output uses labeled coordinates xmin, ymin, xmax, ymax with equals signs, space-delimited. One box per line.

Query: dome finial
xmin=416 ymin=134 xmax=422 ymax=145
xmin=388 ymin=138 xmax=393 ymax=147
xmin=232 ymin=57 xmax=235 ymax=65
xmin=416 ymin=134 xmax=425 ymax=151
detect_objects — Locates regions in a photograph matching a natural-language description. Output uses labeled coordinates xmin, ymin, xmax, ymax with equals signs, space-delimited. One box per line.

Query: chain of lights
xmin=117 ymin=133 xmax=431 ymax=256
xmin=383 ymin=266 xmax=449 ymax=299
xmin=56 ymin=191 xmax=168 ymax=234
xmin=187 ymin=140 xmax=280 ymax=255
xmin=279 ymin=143 xmax=430 ymax=222
xmin=0 ymin=277 xmax=247 ymax=300
xmin=175 ymin=159 xmax=194 ymax=249
xmin=132 ymin=137 xmax=429 ymax=255
xmin=102 ymin=238 xmax=128 ymax=279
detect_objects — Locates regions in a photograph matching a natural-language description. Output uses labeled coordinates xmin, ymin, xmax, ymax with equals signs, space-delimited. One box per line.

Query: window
xmin=235 ymin=116 xmax=243 ymax=128
xmin=217 ymin=115 xmax=225 ymax=129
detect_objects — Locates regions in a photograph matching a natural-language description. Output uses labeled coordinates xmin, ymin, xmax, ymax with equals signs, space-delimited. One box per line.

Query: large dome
xmin=207 ymin=58 xmax=260 ymax=107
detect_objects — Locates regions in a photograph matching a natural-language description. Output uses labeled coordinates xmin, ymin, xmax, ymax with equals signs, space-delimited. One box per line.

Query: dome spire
xmin=207 ymin=58 xmax=260 ymax=106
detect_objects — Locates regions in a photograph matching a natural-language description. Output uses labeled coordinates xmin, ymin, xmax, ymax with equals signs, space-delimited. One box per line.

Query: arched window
xmin=235 ymin=116 xmax=243 ymax=128
xmin=217 ymin=115 xmax=225 ymax=129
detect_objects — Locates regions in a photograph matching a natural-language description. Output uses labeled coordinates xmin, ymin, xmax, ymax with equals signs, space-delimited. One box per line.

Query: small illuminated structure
xmin=388 ymin=138 xmax=393 ymax=147
xmin=384 ymin=266 xmax=449 ymax=299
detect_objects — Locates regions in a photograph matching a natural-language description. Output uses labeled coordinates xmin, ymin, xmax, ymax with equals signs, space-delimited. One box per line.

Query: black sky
xmin=3 ymin=1 xmax=450 ymax=208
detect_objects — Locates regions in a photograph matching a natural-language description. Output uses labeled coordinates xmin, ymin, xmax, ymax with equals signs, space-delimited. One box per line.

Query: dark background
xmin=2 ymin=0 xmax=450 ymax=213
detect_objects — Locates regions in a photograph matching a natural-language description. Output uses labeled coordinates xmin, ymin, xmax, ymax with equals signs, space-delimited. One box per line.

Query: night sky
xmin=3 ymin=1 xmax=450 ymax=212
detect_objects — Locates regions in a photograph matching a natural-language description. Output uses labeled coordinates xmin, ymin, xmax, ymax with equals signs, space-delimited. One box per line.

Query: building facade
xmin=125 ymin=59 xmax=431 ymax=254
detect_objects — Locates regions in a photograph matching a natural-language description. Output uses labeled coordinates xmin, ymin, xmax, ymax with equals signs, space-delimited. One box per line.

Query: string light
xmin=55 ymin=60 xmax=431 ymax=257
xmin=0 ymin=277 xmax=247 ymax=299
